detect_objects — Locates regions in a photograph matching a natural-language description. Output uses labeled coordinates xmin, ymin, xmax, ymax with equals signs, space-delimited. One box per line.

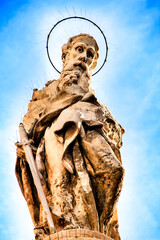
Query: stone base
xmin=44 ymin=229 xmax=113 ymax=240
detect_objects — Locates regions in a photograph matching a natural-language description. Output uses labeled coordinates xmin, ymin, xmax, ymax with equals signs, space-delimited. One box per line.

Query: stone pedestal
xmin=44 ymin=229 xmax=113 ymax=240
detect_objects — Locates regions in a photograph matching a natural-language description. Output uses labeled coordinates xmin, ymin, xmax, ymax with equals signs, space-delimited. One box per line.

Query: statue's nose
xmin=79 ymin=56 xmax=87 ymax=62
xmin=79 ymin=52 xmax=87 ymax=62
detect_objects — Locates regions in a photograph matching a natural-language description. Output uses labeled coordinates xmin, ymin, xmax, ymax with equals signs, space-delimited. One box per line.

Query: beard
xmin=57 ymin=61 xmax=91 ymax=92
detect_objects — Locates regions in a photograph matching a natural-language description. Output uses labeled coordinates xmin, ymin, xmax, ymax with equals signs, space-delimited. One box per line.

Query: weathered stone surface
xmin=44 ymin=229 xmax=113 ymax=240
xmin=15 ymin=34 xmax=124 ymax=240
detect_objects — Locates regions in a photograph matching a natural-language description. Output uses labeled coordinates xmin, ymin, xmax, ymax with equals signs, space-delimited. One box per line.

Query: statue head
xmin=61 ymin=34 xmax=99 ymax=72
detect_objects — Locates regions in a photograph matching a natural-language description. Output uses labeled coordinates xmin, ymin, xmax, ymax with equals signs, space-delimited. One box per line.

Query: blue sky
xmin=0 ymin=0 xmax=160 ymax=239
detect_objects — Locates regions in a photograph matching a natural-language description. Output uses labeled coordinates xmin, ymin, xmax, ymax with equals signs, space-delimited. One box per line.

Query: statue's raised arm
xmin=16 ymin=33 xmax=124 ymax=240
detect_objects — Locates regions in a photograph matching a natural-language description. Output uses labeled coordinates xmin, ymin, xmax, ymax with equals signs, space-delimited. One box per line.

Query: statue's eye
xmin=62 ymin=53 xmax=66 ymax=60
xmin=76 ymin=46 xmax=83 ymax=53
xmin=87 ymin=50 xmax=94 ymax=59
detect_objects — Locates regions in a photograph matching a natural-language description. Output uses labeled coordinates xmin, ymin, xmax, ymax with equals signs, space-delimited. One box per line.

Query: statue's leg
xmin=44 ymin=124 xmax=99 ymax=231
xmin=44 ymin=125 xmax=77 ymax=231
xmin=81 ymin=129 xmax=124 ymax=233
xmin=72 ymin=139 xmax=99 ymax=231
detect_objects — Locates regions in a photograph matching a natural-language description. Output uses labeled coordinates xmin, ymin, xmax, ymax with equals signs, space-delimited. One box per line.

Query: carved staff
xmin=19 ymin=123 xmax=56 ymax=233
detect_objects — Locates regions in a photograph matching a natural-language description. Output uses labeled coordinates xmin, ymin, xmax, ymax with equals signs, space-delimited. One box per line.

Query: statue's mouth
xmin=73 ymin=62 xmax=87 ymax=71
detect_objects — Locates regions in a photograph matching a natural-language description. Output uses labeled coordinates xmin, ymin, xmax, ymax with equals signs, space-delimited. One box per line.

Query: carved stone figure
xmin=15 ymin=34 xmax=124 ymax=240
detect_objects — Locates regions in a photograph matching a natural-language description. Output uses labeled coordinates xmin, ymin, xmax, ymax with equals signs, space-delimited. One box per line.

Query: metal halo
xmin=46 ymin=16 xmax=108 ymax=76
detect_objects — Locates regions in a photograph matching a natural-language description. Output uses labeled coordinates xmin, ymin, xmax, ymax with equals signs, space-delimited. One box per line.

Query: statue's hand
xmin=15 ymin=141 xmax=37 ymax=159
xmin=15 ymin=142 xmax=25 ymax=159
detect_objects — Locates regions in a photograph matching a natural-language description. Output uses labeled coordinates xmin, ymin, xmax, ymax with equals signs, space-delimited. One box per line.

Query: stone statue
xmin=15 ymin=34 xmax=125 ymax=240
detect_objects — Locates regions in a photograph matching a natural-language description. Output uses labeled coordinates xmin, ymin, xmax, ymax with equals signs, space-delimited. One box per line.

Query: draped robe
xmin=15 ymin=80 xmax=124 ymax=239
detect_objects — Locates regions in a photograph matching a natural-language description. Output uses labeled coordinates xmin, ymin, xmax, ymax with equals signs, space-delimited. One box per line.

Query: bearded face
xmin=62 ymin=34 xmax=99 ymax=73
xmin=57 ymin=35 xmax=99 ymax=92
xmin=65 ymin=41 xmax=95 ymax=71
